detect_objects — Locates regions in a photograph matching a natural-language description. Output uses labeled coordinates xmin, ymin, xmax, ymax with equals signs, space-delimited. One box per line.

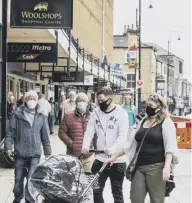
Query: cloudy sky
xmin=114 ymin=0 xmax=191 ymax=81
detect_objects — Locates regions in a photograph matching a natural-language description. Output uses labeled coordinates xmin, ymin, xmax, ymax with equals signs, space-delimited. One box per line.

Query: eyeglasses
xmin=148 ymin=94 xmax=160 ymax=101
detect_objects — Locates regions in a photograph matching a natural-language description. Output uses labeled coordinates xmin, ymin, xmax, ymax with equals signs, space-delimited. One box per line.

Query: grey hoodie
xmin=4 ymin=104 xmax=52 ymax=158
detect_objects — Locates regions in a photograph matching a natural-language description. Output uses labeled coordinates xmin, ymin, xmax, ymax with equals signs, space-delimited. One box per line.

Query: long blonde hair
xmin=147 ymin=93 xmax=170 ymax=123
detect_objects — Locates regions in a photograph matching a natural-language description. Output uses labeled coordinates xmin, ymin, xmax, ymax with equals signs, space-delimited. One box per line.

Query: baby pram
xmin=30 ymin=150 xmax=109 ymax=203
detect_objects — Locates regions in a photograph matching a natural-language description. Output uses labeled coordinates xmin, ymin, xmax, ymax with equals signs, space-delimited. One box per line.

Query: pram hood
xmin=30 ymin=154 xmax=93 ymax=203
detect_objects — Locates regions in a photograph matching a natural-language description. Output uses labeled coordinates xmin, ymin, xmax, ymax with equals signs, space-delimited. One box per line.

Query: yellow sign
xmin=127 ymin=34 xmax=138 ymax=68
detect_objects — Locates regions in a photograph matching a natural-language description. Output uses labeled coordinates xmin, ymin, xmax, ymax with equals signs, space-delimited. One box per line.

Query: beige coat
xmin=61 ymin=99 xmax=76 ymax=120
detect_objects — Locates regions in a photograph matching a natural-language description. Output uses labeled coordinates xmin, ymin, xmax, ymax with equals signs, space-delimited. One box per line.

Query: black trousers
xmin=91 ymin=159 xmax=126 ymax=203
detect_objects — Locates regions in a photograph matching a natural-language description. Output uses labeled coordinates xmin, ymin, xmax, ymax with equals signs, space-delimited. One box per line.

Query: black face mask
xmin=99 ymin=99 xmax=112 ymax=112
xmin=146 ymin=106 xmax=160 ymax=117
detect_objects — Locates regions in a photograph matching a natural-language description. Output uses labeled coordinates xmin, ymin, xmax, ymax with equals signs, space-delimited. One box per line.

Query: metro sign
xmin=137 ymin=80 xmax=143 ymax=88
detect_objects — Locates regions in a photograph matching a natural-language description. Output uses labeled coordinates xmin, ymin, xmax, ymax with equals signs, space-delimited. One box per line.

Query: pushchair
xmin=0 ymin=138 xmax=14 ymax=168
xmin=29 ymin=150 xmax=109 ymax=203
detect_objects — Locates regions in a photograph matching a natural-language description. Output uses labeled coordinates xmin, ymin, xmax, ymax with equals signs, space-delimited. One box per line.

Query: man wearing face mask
xmin=4 ymin=90 xmax=52 ymax=203
xmin=82 ymin=86 xmax=129 ymax=203
xmin=58 ymin=92 xmax=95 ymax=173
xmin=61 ymin=91 xmax=76 ymax=120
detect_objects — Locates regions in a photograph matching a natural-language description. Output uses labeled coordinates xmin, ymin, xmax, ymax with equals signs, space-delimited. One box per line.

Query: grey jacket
xmin=4 ymin=104 xmax=52 ymax=158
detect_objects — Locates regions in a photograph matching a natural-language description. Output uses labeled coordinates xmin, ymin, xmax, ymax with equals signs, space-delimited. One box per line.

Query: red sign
xmin=137 ymin=80 xmax=143 ymax=88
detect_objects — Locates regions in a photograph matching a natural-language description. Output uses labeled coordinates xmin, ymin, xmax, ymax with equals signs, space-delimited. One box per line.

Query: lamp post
xmin=167 ymin=32 xmax=180 ymax=99
xmin=137 ymin=0 xmax=153 ymax=112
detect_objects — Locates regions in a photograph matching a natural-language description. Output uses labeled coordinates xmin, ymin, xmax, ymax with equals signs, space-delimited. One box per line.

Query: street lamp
xmin=167 ymin=32 xmax=181 ymax=100
xmin=137 ymin=0 xmax=153 ymax=112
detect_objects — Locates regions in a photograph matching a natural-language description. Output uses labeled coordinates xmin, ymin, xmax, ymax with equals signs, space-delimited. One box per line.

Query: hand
xmin=105 ymin=154 xmax=117 ymax=166
xmin=82 ymin=148 xmax=89 ymax=154
xmin=6 ymin=150 xmax=14 ymax=161
xmin=163 ymin=167 xmax=171 ymax=181
xmin=104 ymin=148 xmax=114 ymax=156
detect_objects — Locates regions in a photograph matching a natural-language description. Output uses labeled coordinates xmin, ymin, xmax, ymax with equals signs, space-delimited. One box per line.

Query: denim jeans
xmin=13 ymin=157 xmax=40 ymax=203
xmin=91 ymin=159 xmax=126 ymax=203
xmin=48 ymin=115 xmax=55 ymax=133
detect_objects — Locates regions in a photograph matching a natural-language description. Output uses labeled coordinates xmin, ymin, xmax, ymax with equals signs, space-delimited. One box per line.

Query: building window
xmin=164 ymin=66 xmax=166 ymax=74
xmin=179 ymin=61 xmax=183 ymax=74
xmin=124 ymin=50 xmax=129 ymax=64
xmin=127 ymin=74 xmax=136 ymax=88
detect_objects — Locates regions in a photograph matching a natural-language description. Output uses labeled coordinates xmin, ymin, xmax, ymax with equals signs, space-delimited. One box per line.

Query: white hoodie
xmin=83 ymin=105 xmax=129 ymax=163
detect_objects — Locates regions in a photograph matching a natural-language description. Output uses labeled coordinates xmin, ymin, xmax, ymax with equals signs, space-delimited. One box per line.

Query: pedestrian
xmin=61 ymin=91 xmax=76 ymax=120
xmin=89 ymin=99 xmax=96 ymax=112
xmin=17 ymin=95 xmax=25 ymax=108
xmin=48 ymin=97 xmax=59 ymax=134
xmin=106 ymin=93 xmax=179 ymax=203
xmin=37 ymin=94 xmax=51 ymax=117
xmin=4 ymin=90 xmax=52 ymax=203
xmin=59 ymin=92 xmax=94 ymax=173
xmin=123 ymin=95 xmax=137 ymax=140
xmin=7 ymin=91 xmax=16 ymax=120
xmin=82 ymin=86 xmax=129 ymax=203
xmin=58 ymin=95 xmax=65 ymax=125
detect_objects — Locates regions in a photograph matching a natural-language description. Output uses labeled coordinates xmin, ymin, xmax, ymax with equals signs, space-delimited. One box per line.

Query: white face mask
xmin=27 ymin=100 xmax=37 ymax=109
xmin=9 ymin=96 xmax=14 ymax=101
xmin=77 ymin=102 xmax=88 ymax=112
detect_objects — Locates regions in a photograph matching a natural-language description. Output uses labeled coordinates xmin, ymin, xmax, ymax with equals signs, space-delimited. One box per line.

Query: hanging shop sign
xmin=110 ymin=63 xmax=123 ymax=77
xmin=10 ymin=0 xmax=73 ymax=29
xmin=52 ymin=72 xmax=84 ymax=83
xmin=84 ymin=75 xmax=93 ymax=86
xmin=7 ymin=42 xmax=57 ymax=63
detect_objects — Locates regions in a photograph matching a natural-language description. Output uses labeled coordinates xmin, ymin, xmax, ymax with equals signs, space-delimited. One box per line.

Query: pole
xmin=1 ymin=0 xmax=7 ymax=140
xmin=167 ymin=40 xmax=170 ymax=99
xmin=101 ymin=0 xmax=105 ymax=60
xmin=134 ymin=8 xmax=138 ymax=106
xmin=138 ymin=0 xmax=141 ymax=112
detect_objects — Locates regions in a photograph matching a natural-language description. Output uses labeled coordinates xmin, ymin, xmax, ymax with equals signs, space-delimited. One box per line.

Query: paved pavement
xmin=0 ymin=129 xmax=191 ymax=203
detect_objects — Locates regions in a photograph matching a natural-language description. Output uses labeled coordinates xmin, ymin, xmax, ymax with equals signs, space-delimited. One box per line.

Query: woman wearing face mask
xmin=59 ymin=92 xmax=95 ymax=173
xmin=106 ymin=93 xmax=179 ymax=203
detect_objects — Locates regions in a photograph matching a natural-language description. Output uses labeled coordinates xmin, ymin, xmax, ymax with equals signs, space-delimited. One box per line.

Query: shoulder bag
xmin=126 ymin=120 xmax=156 ymax=181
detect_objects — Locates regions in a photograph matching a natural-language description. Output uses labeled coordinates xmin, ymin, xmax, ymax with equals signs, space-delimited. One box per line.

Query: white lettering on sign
xmin=23 ymin=54 xmax=34 ymax=59
xmin=32 ymin=45 xmax=51 ymax=51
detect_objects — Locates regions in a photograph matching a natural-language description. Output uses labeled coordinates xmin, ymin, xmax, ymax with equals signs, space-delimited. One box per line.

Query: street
xmin=0 ymin=131 xmax=191 ymax=203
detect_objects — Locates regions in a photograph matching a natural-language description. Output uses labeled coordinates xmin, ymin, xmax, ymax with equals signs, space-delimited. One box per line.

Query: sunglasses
xmin=148 ymin=94 xmax=160 ymax=101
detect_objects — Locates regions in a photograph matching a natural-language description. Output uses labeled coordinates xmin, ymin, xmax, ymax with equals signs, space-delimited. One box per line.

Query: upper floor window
xmin=127 ymin=73 xmax=136 ymax=88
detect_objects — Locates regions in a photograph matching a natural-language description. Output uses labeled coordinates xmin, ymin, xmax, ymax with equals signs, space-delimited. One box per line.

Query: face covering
xmin=27 ymin=100 xmax=37 ymax=109
xmin=99 ymin=99 xmax=112 ymax=112
xmin=77 ymin=102 xmax=88 ymax=112
xmin=146 ymin=106 xmax=160 ymax=117
xmin=9 ymin=96 xmax=14 ymax=102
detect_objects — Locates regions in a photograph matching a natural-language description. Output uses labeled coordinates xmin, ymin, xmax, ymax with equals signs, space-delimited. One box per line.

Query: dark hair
xmin=97 ymin=86 xmax=113 ymax=96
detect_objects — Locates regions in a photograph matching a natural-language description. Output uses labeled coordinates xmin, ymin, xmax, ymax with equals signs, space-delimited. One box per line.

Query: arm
xmin=41 ymin=116 xmax=52 ymax=156
xmin=47 ymin=102 xmax=51 ymax=113
xmin=61 ymin=103 xmax=66 ymax=120
xmin=58 ymin=114 xmax=73 ymax=147
xmin=110 ymin=110 xmax=129 ymax=154
xmin=82 ymin=112 xmax=96 ymax=150
xmin=162 ymin=118 xmax=179 ymax=180
xmin=4 ymin=115 xmax=16 ymax=151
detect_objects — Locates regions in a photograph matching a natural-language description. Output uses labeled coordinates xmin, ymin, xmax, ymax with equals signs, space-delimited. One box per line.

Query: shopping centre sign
xmin=7 ymin=42 xmax=57 ymax=62
xmin=52 ymin=72 xmax=84 ymax=83
xmin=10 ymin=0 xmax=73 ymax=28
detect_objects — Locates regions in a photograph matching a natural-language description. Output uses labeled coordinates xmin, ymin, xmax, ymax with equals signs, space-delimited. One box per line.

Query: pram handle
xmin=89 ymin=150 xmax=105 ymax=153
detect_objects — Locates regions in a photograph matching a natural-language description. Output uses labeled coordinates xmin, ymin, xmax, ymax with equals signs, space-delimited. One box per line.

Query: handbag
xmin=165 ymin=175 xmax=175 ymax=197
xmin=126 ymin=120 xmax=156 ymax=181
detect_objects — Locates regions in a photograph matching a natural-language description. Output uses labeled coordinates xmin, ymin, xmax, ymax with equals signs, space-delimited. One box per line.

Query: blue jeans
xmin=13 ymin=157 xmax=40 ymax=203
xmin=48 ymin=115 xmax=55 ymax=133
